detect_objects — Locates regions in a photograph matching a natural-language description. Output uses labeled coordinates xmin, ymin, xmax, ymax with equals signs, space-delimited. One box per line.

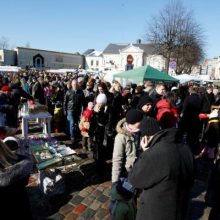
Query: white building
xmin=214 ymin=57 xmax=220 ymax=80
xmin=0 ymin=47 xmax=85 ymax=69
xmin=84 ymin=49 xmax=103 ymax=71
xmin=84 ymin=41 xmax=166 ymax=75
xmin=102 ymin=42 xmax=166 ymax=72
xmin=0 ymin=49 xmax=17 ymax=66
xmin=15 ymin=47 xmax=84 ymax=69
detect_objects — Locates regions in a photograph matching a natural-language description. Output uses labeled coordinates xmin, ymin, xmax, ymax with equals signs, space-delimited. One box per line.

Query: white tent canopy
xmin=173 ymin=74 xmax=195 ymax=84
xmin=174 ymin=74 xmax=212 ymax=84
xmin=46 ymin=69 xmax=78 ymax=74
xmin=0 ymin=66 xmax=21 ymax=72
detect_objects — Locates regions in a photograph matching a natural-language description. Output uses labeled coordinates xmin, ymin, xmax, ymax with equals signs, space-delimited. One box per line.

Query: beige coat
xmin=112 ymin=118 xmax=138 ymax=183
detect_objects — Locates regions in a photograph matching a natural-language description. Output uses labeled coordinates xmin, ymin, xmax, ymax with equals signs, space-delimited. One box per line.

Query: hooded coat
xmin=156 ymin=99 xmax=178 ymax=129
xmin=128 ymin=128 xmax=195 ymax=220
xmin=110 ymin=184 xmax=136 ymax=220
xmin=112 ymin=118 xmax=140 ymax=183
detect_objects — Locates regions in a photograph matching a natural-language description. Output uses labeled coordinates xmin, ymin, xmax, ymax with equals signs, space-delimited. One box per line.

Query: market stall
xmin=19 ymin=101 xmax=91 ymax=197
xmin=20 ymin=101 xmax=52 ymax=139
xmin=113 ymin=65 xmax=179 ymax=84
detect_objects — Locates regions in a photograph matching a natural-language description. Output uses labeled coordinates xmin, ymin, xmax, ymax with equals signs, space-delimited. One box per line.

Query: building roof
xmin=15 ymin=47 xmax=82 ymax=56
xmin=83 ymin=49 xmax=95 ymax=56
xmin=103 ymin=44 xmax=127 ymax=54
xmin=86 ymin=51 xmax=102 ymax=57
xmin=103 ymin=43 xmax=156 ymax=55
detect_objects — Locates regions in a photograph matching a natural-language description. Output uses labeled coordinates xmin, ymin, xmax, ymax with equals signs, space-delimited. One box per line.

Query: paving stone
xmin=77 ymin=208 xmax=96 ymax=220
xmin=103 ymin=215 xmax=112 ymax=220
xmin=94 ymin=208 xmax=109 ymax=220
xmin=90 ymin=200 xmax=102 ymax=211
xmin=97 ymin=194 xmax=109 ymax=203
xmin=84 ymin=186 xmax=95 ymax=194
xmin=48 ymin=212 xmax=64 ymax=220
xmin=92 ymin=190 xmax=102 ymax=198
xmin=91 ymin=184 xmax=99 ymax=189
xmin=81 ymin=196 xmax=96 ymax=206
xmin=96 ymin=185 xmax=105 ymax=192
xmin=70 ymin=195 xmax=84 ymax=205
xmin=78 ymin=189 xmax=90 ymax=198
xmin=101 ymin=200 xmax=110 ymax=210
xmin=103 ymin=188 xmax=111 ymax=197
xmin=101 ymin=181 xmax=111 ymax=188
xmin=64 ymin=212 xmax=78 ymax=220
xmin=73 ymin=204 xmax=87 ymax=214
xmin=59 ymin=204 xmax=74 ymax=216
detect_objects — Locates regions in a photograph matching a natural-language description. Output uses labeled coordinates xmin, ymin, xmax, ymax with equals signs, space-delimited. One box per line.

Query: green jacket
xmin=110 ymin=185 xmax=136 ymax=220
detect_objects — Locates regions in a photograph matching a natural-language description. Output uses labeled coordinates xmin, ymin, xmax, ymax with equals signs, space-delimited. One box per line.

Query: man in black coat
xmin=64 ymin=79 xmax=85 ymax=143
xmin=129 ymin=117 xmax=195 ymax=220
xmin=181 ymin=86 xmax=202 ymax=154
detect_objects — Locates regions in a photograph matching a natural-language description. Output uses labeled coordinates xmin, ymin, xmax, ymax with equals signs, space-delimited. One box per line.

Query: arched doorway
xmin=33 ymin=54 xmax=44 ymax=68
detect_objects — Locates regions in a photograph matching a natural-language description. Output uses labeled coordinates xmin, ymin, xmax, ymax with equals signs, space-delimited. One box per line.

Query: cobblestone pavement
xmin=28 ymin=156 xmax=212 ymax=220
xmin=24 ymin=128 xmax=213 ymax=220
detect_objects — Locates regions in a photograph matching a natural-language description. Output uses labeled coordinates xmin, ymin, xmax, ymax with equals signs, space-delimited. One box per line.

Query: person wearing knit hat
xmin=128 ymin=126 xmax=194 ymax=220
xmin=96 ymin=93 xmax=107 ymax=105
xmin=111 ymin=109 xmax=143 ymax=218
xmin=126 ymin=109 xmax=143 ymax=125
xmin=1 ymin=85 xmax=11 ymax=92
xmin=140 ymin=117 xmax=160 ymax=138
xmin=89 ymin=92 xmax=113 ymax=174
xmin=111 ymin=109 xmax=143 ymax=185
xmin=139 ymin=117 xmax=161 ymax=152
xmin=137 ymin=95 xmax=153 ymax=116
xmin=171 ymin=86 xmax=178 ymax=92
xmin=3 ymin=136 xmax=19 ymax=151
xmin=0 ymin=84 xmax=13 ymax=127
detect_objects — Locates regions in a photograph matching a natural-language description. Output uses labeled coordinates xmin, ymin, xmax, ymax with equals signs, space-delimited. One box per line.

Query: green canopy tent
xmin=113 ymin=65 xmax=179 ymax=83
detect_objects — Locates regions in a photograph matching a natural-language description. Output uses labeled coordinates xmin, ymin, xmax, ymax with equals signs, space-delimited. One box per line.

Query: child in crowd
xmin=52 ymin=102 xmax=64 ymax=133
xmin=110 ymin=177 xmax=136 ymax=220
xmin=79 ymin=101 xmax=94 ymax=151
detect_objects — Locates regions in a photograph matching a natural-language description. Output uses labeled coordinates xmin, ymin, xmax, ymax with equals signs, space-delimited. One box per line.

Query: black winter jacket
xmin=64 ymin=89 xmax=85 ymax=114
xmin=129 ymin=128 xmax=195 ymax=220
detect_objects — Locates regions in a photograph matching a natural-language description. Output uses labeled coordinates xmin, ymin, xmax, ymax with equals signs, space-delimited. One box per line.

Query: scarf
xmin=123 ymin=122 xmax=140 ymax=134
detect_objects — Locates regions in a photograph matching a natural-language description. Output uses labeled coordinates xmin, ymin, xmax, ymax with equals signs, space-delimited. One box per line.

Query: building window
xmin=0 ymin=55 xmax=2 ymax=61
xmin=91 ymin=60 xmax=93 ymax=66
xmin=96 ymin=60 xmax=99 ymax=66
xmin=55 ymin=55 xmax=63 ymax=62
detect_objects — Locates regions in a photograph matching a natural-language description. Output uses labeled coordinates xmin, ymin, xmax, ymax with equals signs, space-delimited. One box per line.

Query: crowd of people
xmin=0 ymin=69 xmax=220 ymax=219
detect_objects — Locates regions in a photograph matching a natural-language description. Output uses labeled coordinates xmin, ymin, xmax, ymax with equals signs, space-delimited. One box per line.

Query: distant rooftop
xmin=15 ymin=47 xmax=81 ymax=56
xmin=83 ymin=49 xmax=95 ymax=56
xmin=103 ymin=43 xmax=155 ymax=55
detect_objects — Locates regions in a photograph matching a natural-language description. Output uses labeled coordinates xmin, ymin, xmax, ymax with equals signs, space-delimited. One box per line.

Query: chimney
xmin=137 ymin=39 xmax=141 ymax=44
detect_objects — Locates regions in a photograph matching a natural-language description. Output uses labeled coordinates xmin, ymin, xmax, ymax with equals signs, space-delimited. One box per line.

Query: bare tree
xmin=0 ymin=36 xmax=9 ymax=49
xmin=146 ymin=0 xmax=205 ymax=74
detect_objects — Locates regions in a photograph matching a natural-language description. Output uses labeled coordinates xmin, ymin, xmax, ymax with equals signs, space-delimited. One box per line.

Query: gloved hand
xmin=209 ymin=109 xmax=219 ymax=119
